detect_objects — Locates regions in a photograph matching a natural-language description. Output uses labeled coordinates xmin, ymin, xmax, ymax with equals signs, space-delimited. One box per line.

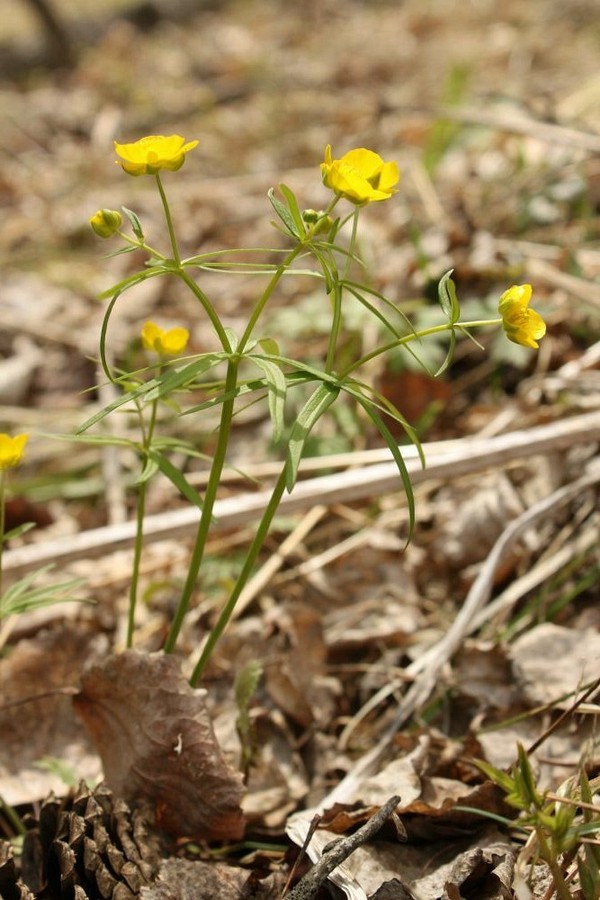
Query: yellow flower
xmin=321 ymin=145 xmax=399 ymax=205
xmin=0 ymin=433 xmax=28 ymax=470
xmin=114 ymin=135 xmax=199 ymax=176
xmin=499 ymin=284 xmax=546 ymax=349
xmin=89 ymin=208 xmax=123 ymax=238
xmin=141 ymin=321 xmax=189 ymax=356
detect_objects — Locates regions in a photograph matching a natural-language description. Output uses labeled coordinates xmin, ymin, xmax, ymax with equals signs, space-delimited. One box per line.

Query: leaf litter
xmin=0 ymin=0 xmax=600 ymax=897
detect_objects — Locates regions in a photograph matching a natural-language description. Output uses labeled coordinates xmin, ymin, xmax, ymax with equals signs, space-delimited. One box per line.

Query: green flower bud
xmin=90 ymin=208 xmax=123 ymax=239
xmin=302 ymin=209 xmax=334 ymax=235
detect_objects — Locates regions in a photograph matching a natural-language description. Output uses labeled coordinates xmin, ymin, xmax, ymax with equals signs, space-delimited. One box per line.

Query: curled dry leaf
xmin=73 ymin=650 xmax=245 ymax=841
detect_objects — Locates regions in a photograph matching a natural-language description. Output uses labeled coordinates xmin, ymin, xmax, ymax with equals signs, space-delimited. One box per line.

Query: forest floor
xmin=0 ymin=1 xmax=600 ymax=898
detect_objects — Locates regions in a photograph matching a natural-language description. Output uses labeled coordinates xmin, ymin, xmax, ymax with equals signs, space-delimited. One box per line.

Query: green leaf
xmin=249 ymin=356 xmax=287 ymax=443
xmin=278 ymin=183 xmax=306 ymax=239
xmin=286 ymin=382 xmax=339 ymax=492
xmin=434 ymin=327 xmax=456 ymax=376
xmin=0 ymin=566 xmax=86 ymax=621
xmin=97 ymin=266 xmax=165 ymax=301
xmin=143 ymin=353 xmax=226 ymax=401
xmin=147 ymin=450 xmax=204 ymax=509
xmin=2 ymin=521 xmax=36 ymax=543
xmin=257 ymin=337 xmax=280 ymax=356
xmin=224 ymin=327 xmax=239 ymax=352
xmin=438 ymin=269 xmax=460 ymax=323
xmin=136 ymin=454 xmax=159 ymax=484
xmin=121 ymin=205 xmax=144 ymax=241
xmin=267 ymin=187 xmax=300 ymax=239
xmin=348 ymin=390 xmax=417 ymax=541
xmin=78 ymin=353 xmax=225 ymax=433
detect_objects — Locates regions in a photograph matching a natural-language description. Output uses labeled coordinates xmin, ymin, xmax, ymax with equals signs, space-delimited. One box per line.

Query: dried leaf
xmin=509 ymin=623 xmax=600 ymax=707
xmin=73 ymin=651 xmax=245 ymax=841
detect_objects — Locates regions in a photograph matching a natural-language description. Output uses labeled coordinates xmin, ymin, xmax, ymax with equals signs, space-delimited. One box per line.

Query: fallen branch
xmin=284 ymin=795 xmax=403 ymax=900
xmin=4 ymin=410 xmax=600 ymax=578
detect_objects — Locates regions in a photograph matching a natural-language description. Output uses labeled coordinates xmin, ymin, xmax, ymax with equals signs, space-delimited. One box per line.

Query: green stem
xmin=176 ymin=268 xmax=232 ymax=352
xmin=536 ymin=827 xmax=572 ymax=900
xmin=341 ymin=318 xmax=503 ymax=377
xmin=164 ymin=355 xmax=240 ymax=653
xmin=324 ymin=209 xmax=359 ymax=374
xmin=117 ymin=231 xmax=166 ymax=260
xmin=190 ymin=466 xmax=288 ymax=686
xmin=127 ymin=480 xmax=148 ymax=648
xmin=126 ymin=395 xmax=159 ymax=648
xmin=155 ymin=173 xmax=181 ymax=266
xmin=0 ymin=794 xmax=26 ymax=836
xmin=238 ymin=245 xmax=305 ymax=353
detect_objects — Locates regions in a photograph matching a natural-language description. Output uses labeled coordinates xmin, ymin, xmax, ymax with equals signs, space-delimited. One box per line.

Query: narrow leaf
xmin=286 ymin=382 xmax=339 ymax=492
xmin=267 ymin=187 xmax=300 ymax=239
xmin=2 ymin=522 xmax=36 ymax=542
xmin=136 ymin=455 xmax=159 ymax=484
xmin=279 ymin=183 xmax=306 ymax=239
xmin=350 ymin=391 xmax=416 ymax=541
xmin=121 ymin=205 xmax=144 ymax=241
xmin=258 ymin=337 xmax=280 ymax=356
xmin=438 ymin=269 xmax=460 ymax=323
xmin=434 ymin=327 xmax=456 ymax=376
xmin=148 ymin=450 xmax=204 ymax=509
xmin=250 ymin=357 xmax=287 ymax=443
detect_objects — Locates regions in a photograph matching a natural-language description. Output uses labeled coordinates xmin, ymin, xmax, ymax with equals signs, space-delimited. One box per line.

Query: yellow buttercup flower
xmin=141 ymin=321 xmax=190 ymax=356
xmin=321 ymin=145 xmax=399 ymax=205
xmin=114 ymin=135 xmax=199 ymax=176
xmin=499 ymin=284 xmax=546 ymax=349
xmin=0 ymin=433 xmax=28 ymax=470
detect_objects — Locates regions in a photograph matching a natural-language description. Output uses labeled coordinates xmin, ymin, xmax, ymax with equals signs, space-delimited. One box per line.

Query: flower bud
xmin=303 ymin=209 xmax=334 ymax=235
xmin=90 ymin=209 xmax=123 ymax=239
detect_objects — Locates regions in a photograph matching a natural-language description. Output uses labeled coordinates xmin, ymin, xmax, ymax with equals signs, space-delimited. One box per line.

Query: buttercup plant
xmin=85 ymin=133 xmax=546 ymax=685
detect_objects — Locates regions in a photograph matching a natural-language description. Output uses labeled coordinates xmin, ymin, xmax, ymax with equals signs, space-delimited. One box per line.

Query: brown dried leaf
xmin=0 ymin=623 xmax=104 ymax=805
xmin=509 ymin=623 xmax=600 ymax=707
xmin=73 ymin=651 xmax=245 ymax=841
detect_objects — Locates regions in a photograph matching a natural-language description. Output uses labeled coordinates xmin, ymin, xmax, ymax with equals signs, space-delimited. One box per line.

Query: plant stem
xmin=324 ymin=209 xmax=358 ymax=374
xmin=155 ymin=173 xmax=181 ymax=266
xmin=117 ymin=232 xmax=166 ymax=260
xmin=126 ymin=394 xmax=159 ymax=648
xmin=127 ymin=480 xmax=147 ymax=648
xmin=176 ymin=268 xmax=232 ymax=352
xmin=341 ymin=318 xmax=503 ymax=377
xmin=163 ymin=355 xmax=240 ymax=653
xmin=238 ymin=245 xmax=305 ymax=353
xmin=536 ymin=828 xmax=573 ymax=900
xmin=190 ymin=465 xmax=288 ymax=686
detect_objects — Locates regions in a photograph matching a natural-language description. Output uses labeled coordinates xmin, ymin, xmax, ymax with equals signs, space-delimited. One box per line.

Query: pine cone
xmin=2 ymin=782 xmax=160 ymax=899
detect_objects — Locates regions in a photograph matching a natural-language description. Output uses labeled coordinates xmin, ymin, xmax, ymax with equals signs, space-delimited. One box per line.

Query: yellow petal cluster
xmin=0 ymin=433 xmax=28 ymax=470
xmin=321 ymin=145 xmax=399 ymax=205
xmin=141 ymin=321 xmax=190 ymax=356
xmin=114 ymin=135 xmax=199 ymax=176
xmin=499 ymin=284 xmax=546 ymax=349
